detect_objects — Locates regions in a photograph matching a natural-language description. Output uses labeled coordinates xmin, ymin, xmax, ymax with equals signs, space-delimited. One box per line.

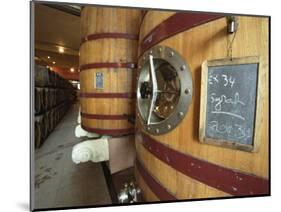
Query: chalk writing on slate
xmin=95 ymin=72 xmax=103 ymax=89
xmin=205 ymin=63 xmax=258 ymax=145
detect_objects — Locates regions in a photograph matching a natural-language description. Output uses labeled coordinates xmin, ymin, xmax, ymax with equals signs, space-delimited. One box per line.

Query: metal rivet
xmin=156 ymin=128 xmax=159 ymax=133
xmin=178 ymin=112 xmax=184 ymax=117
xmin=180 ymin=65 xmax=186 ymax=71
xmin=169 ymin=51 xmax=174 ymax=57
xmin=167 ymin=124 xmax=171 ymax=129
xmin=170 ymin=105 xmax=174 ymax=109
xmin=185 ymin=88 xmax=190 ymax=95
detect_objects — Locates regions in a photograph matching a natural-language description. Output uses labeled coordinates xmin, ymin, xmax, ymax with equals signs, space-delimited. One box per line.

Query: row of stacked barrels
xmin=34 ymin=65 xmax=77 ymax=148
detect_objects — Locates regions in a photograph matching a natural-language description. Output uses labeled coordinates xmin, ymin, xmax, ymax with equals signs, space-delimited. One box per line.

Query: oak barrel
xmin=34 ymin=87 xmax=42 ymax=114
xmin=79 ymin=7 xmax=141 ymax=136
xmin=41 ymin=113 xmax=49 ymax=140
xmin=46 ymin=111 xmax=52 ymax=134
xmin=135 ymin=11 xmax=269 ymax=201
xmin=34 ymin=118 xmax=42 ymax=148
xmin=35 ymin=115 xmax=45 ymax=147
xmin=34 ymin=65 xmax=50 ymax=87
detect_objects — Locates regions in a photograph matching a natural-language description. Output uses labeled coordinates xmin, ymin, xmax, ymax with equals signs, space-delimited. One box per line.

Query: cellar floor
xmin=34 ymin=103 xmax=112 ymax=209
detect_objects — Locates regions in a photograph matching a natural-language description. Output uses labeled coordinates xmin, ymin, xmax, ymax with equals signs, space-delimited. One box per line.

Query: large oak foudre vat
xmin=135 ymin=11 xmax=269 ymax=201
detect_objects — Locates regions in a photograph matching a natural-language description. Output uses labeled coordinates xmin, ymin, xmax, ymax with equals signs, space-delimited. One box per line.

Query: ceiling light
xmin=46 ymin=65 xmax=49 ymax=68
xmin=50 ymin=67 xmax=53 ymax=71
xmin=58 ymin=47 xmax=64 ymax=53
xmin=70 ymin=68 xmax=75 ymax=72
xmin=52 ymin=61 xmax=56 ymax=64
xmin=47 ymin=56 xmax=50 ymax=59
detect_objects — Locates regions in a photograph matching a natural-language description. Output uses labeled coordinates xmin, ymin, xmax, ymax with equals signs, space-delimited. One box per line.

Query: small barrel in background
xmin=79 ymin=6 xmax=142 ymax=136
xmin=135 ymin=11 xmax=269 ymax=201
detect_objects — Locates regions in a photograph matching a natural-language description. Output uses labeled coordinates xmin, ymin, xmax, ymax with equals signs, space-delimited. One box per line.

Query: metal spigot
xmin=117 ymin=181 xmax=141 ymax=203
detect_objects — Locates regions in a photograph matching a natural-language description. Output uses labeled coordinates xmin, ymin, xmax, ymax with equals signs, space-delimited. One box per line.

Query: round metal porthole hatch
xmin=137 ymin=45 xmax=193 ymax=135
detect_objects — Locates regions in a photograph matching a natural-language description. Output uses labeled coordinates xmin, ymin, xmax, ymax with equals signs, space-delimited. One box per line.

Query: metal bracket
xmin=227 ymin=16 xmax=238 ymax=34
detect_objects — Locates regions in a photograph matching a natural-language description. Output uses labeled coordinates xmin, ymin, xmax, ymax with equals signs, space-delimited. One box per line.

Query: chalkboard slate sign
xmin=199 ymin=56 xmax=263 ymax=152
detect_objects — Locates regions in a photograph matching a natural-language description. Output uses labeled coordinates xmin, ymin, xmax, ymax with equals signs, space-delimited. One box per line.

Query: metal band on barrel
xmin=81 ymin=32 xmax=138 ymax=44
xmin=79 ymin=62 xmax=137 ymax=71
xmin=140 ymin=10 xmax=148 ymax=26
xmin=138 ymin=132 xmax=269 ymax=196
xmin=81 ymin=112 xmax=134 ymax=120
xmin=136 ymin=159 xmax=177 ymax=201
xmin=79 ymin=92 xmax=136 ymax=99
xmin=81 ymin=124 xmax=135 ymax=135
xmin=140 ymin=12 xmax=224 ymax=55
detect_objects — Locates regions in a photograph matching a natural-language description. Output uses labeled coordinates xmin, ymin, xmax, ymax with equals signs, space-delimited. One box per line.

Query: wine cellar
xmin=32 ymin=2 xmax=269 ymax=210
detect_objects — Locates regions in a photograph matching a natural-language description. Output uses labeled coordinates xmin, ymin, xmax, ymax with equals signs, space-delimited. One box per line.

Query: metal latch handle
xmin=147 ymin=54 xmax=158 ymax=125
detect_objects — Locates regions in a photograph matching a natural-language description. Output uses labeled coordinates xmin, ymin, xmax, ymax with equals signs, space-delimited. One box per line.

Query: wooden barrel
xmin=34 ymin=118 xmax=42 ymax=148
xmin=57 ymin=89 xmax=63 ymax=104
xmin=48 ymin=71 xmax=57 ymax=87
xmin=46 ymin=111 xmax=52 ymax=134
xmin=55 ymin=106 xmax=60 ymax=124
xmin=35 ymin=115 xmax=45 ymax=147
xmin=50 ymin=88 xmax=56 ymax=108
xmin=135 ymin=12 xmax=269 ymax=201
xmin=34 ymin=87 xmax=42 ymax=114
xmin=55 ymin=89 xmax=59 ymax=106
xmin=50 ymin=109 xmax=56 ymax=131
xmin=49 ymin=88 xmax=54 ymax=108
xmin=40 ymin=88 xmax=46 ymax=111
xmin=34 ymin=65 xmax=50 ymax=87
xmin=79 ymin=7 xmax=142 ymax=136
xmin=41 ymin=113 xmax=49 ymax=140
xmin=46 ymin=89 xmax=52 ymax=110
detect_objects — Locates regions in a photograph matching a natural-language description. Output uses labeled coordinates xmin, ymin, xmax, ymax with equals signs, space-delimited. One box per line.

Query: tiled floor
xmin=34 ymin=103 xmax=111 ymax=209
